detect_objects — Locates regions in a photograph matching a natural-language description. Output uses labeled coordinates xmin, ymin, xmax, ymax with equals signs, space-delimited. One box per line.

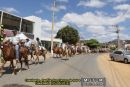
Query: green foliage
xmin=85 ymin=39 xmax=100 ymax=49
xmin=56 ymin=25 xmax=79 ymax=45
xmin=109 ymin=45 xmax=117 ymax=51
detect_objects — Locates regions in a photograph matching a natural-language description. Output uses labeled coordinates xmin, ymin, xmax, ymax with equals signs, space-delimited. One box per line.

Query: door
xmin=117 ymin=51 xmax=124 ymax=61
xmin=114 ymin=51 xmax=123 ymax=61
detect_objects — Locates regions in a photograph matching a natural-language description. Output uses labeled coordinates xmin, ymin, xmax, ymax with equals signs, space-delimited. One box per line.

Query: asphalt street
xmin=0 ymin=54 xmax=110 ymax=87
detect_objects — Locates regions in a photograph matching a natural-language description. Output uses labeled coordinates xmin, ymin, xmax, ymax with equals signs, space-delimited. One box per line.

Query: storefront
xmin=41 ymin=38 xmax=62 ymax=51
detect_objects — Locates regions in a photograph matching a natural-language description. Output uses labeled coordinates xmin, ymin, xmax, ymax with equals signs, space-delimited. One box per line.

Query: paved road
xmin=0 ymin=54 xmax=110 ymax=87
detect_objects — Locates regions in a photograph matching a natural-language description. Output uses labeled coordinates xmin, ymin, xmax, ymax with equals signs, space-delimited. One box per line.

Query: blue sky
xmin=0 ymin=0 xmax=130 ymax=42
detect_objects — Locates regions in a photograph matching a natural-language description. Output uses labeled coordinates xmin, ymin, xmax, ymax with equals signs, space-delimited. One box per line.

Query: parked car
xmin=109 ymin=50 xmax=130 ymax=64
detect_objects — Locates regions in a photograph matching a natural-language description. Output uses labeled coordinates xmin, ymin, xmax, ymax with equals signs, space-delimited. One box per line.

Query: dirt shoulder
xmin=97 ymin=53 xmax=130 ymax=87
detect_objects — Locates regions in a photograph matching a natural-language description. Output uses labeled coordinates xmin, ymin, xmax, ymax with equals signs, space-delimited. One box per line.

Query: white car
xmin=110 ymin=50 xmax=130 ymax=64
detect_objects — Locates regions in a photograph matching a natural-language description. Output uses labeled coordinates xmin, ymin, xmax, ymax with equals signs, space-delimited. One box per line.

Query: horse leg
xmin=11 ymin=60 xmax=17 ymax=75
xmin=17 ymin=57 xmax=22 ymax=72
xmin=31 ymin=52 xmax=34 ymax=60
xmin=42 ymin=54 xmax=46 ymax=63
xmin=0 ymin=61 xmax=6 ymax=77
xmin=37 ymin=55 xmax=40 ymax=64
xmin=25 ymin=57 xmax=29 ymax=69
xmin=35 ymin=55 xmax=39 ymax=64
xmin=30 ymin=53 xmax=34 ymax=64
xmin=59 ymin=53 xmax=62 ymax=58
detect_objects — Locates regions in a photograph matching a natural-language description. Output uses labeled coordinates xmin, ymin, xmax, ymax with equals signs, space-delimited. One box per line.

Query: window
xmin=114 ymin=51 xmax=123 ymax=54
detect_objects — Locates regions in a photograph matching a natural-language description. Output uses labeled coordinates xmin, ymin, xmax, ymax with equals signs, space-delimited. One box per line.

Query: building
xmin=0 ymin=10 xmax=34 ymax=39
xmin=0 ymin=11 xmax=62 ymax=50
xmin=25 ymin=16 xmax=62 ymax=51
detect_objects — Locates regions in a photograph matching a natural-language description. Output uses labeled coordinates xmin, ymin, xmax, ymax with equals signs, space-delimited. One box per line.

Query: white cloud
xmin=1 ymin=7 xmax=19 ymax=14
xmin=25 ymin=16 xmax=68 ymax=39
xmin=62 ymin=11 xmax=130 ymax=42
xmin=45 ymin=4 xmax=66 ymax=12
xmin=114 ymin=4 xmax=130 ymax=11
xmin=35 ymin=9 xmax=43 ymax=14
xmin=78 ymin=0 xmax=106 ymax=8
xmin=108 ymin=0 xmax=127 ymax=3
xmin=63 ymin=11 xmax=130 ymax=26
xmin=42 ymin=0 xmax=68 ymax=12
xmin=25 ymin=10 xmax=130 ymax=42
xmin=87 ymin=26 xmax=107 ymax=35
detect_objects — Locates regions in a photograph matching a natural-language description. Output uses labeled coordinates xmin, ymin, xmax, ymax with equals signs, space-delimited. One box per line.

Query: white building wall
xmin=25 ymin=16 xmax=62 ymax=43
xmin=25 ymin=16 xmax=42 ymax=39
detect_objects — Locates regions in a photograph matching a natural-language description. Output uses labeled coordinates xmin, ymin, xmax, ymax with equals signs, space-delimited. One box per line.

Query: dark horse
xmin=77 ymin=46 xmax=82 ymax=54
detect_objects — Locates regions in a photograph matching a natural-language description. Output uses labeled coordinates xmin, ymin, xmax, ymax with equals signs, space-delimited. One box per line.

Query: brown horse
xmin=31 ymin=44 xmax=47 ymax=64
xmin=19 ymin=44 xmax=30 ymax=71
xmin=62 ymin=47 xmax=72 ymax=58
xmin=71 ymin=48 xmax=76 ymax=55
xmin=53 ymin=47 xmax=63 ymax=58
xmin=1 ymin=42 xmax=16 ymax=75
xmin=29 ymin=44 xmax=35 ymax=62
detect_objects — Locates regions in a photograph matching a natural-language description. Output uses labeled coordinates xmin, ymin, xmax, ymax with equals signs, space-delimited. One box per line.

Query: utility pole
xmin=19 ymin=17 xmax=23 ymax=32
xmin=114 ymin=25 xmax=120 ymax=50
xmin=0 ymin=11 xmax=3 ymax=35
xmin=51 ymin=0 xmax=56 ymax=56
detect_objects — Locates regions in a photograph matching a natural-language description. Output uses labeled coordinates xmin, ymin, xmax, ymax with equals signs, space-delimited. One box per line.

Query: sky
xmin=0 ymin=0 xmax=130 ymax=42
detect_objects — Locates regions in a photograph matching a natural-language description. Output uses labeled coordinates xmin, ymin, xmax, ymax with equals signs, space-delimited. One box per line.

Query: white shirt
xmin=39 ymin=46 xmax=46 ymax=50
xmin=25 ymin=41 xmax=31 ymax=47
xmin=10 ymin=37 xmax=20 ymax=45
xmin=62 ymin=43 xmax=66 ymax=50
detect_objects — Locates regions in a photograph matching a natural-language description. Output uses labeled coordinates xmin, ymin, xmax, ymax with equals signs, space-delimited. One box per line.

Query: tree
xmin=85 ymin=39 xmax=100 ymax=49
xmin=56 ymin=25 xmax=79 ymax=45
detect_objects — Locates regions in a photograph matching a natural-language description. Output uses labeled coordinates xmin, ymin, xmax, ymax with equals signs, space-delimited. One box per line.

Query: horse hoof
xmin=0 ymin=73 xmax=3 ymax=77
xmin=12 ymin=72 xmax=16 ymax=75
xmin=19 ymin=70 xmax=22 ymax=72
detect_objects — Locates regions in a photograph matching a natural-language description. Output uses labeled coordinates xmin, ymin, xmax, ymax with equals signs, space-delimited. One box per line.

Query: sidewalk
xmin=97 ymin=53 xmax=130 ymax=87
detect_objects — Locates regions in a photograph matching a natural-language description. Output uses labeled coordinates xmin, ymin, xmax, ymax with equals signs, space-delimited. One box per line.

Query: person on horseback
xmin=35 ymin=37 xmax=42 ymax=50
xmin=10 ymin=30 xmax=20 ymax=63
xmin=25 ymin=38 xmax=31 ymax=53
xmin=0 ymin=25 xmax=6 ymax=76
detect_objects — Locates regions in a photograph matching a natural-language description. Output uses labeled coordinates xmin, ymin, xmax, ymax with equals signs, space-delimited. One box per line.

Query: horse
xmin=77 ymin=46 xmax=82 ymax=54
xmin=62 ymin=45 xmax=73 ymax=59
xmin=53 ymin=46 xmax=63 ymax=58
xmin=70 ymin=47 xmax=76 ymax=56
xmin=18 ymin=42 xmax=30 ymax=71
xmin=29 ymin=44 xmax=35 ymax=62
xmin=0 ymin=41 xmax=16 ymax=75
xmin=31 ymin=44 xmax=47 ymax=64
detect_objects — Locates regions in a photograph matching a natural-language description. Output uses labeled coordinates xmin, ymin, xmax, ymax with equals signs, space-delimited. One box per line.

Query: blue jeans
xmin=15 ymin=45 xmax=19 ymax=59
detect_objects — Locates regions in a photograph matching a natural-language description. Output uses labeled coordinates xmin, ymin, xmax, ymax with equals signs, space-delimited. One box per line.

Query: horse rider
xmin=66 ymin=42 xmax=72 ymax=49
xmin=25 ymin=38 xmax=31 ymax=53
xmin=10 ymin=30 xmax=20 ymax=63
xmin=35 ymin=37 xmax=42 ymax=50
